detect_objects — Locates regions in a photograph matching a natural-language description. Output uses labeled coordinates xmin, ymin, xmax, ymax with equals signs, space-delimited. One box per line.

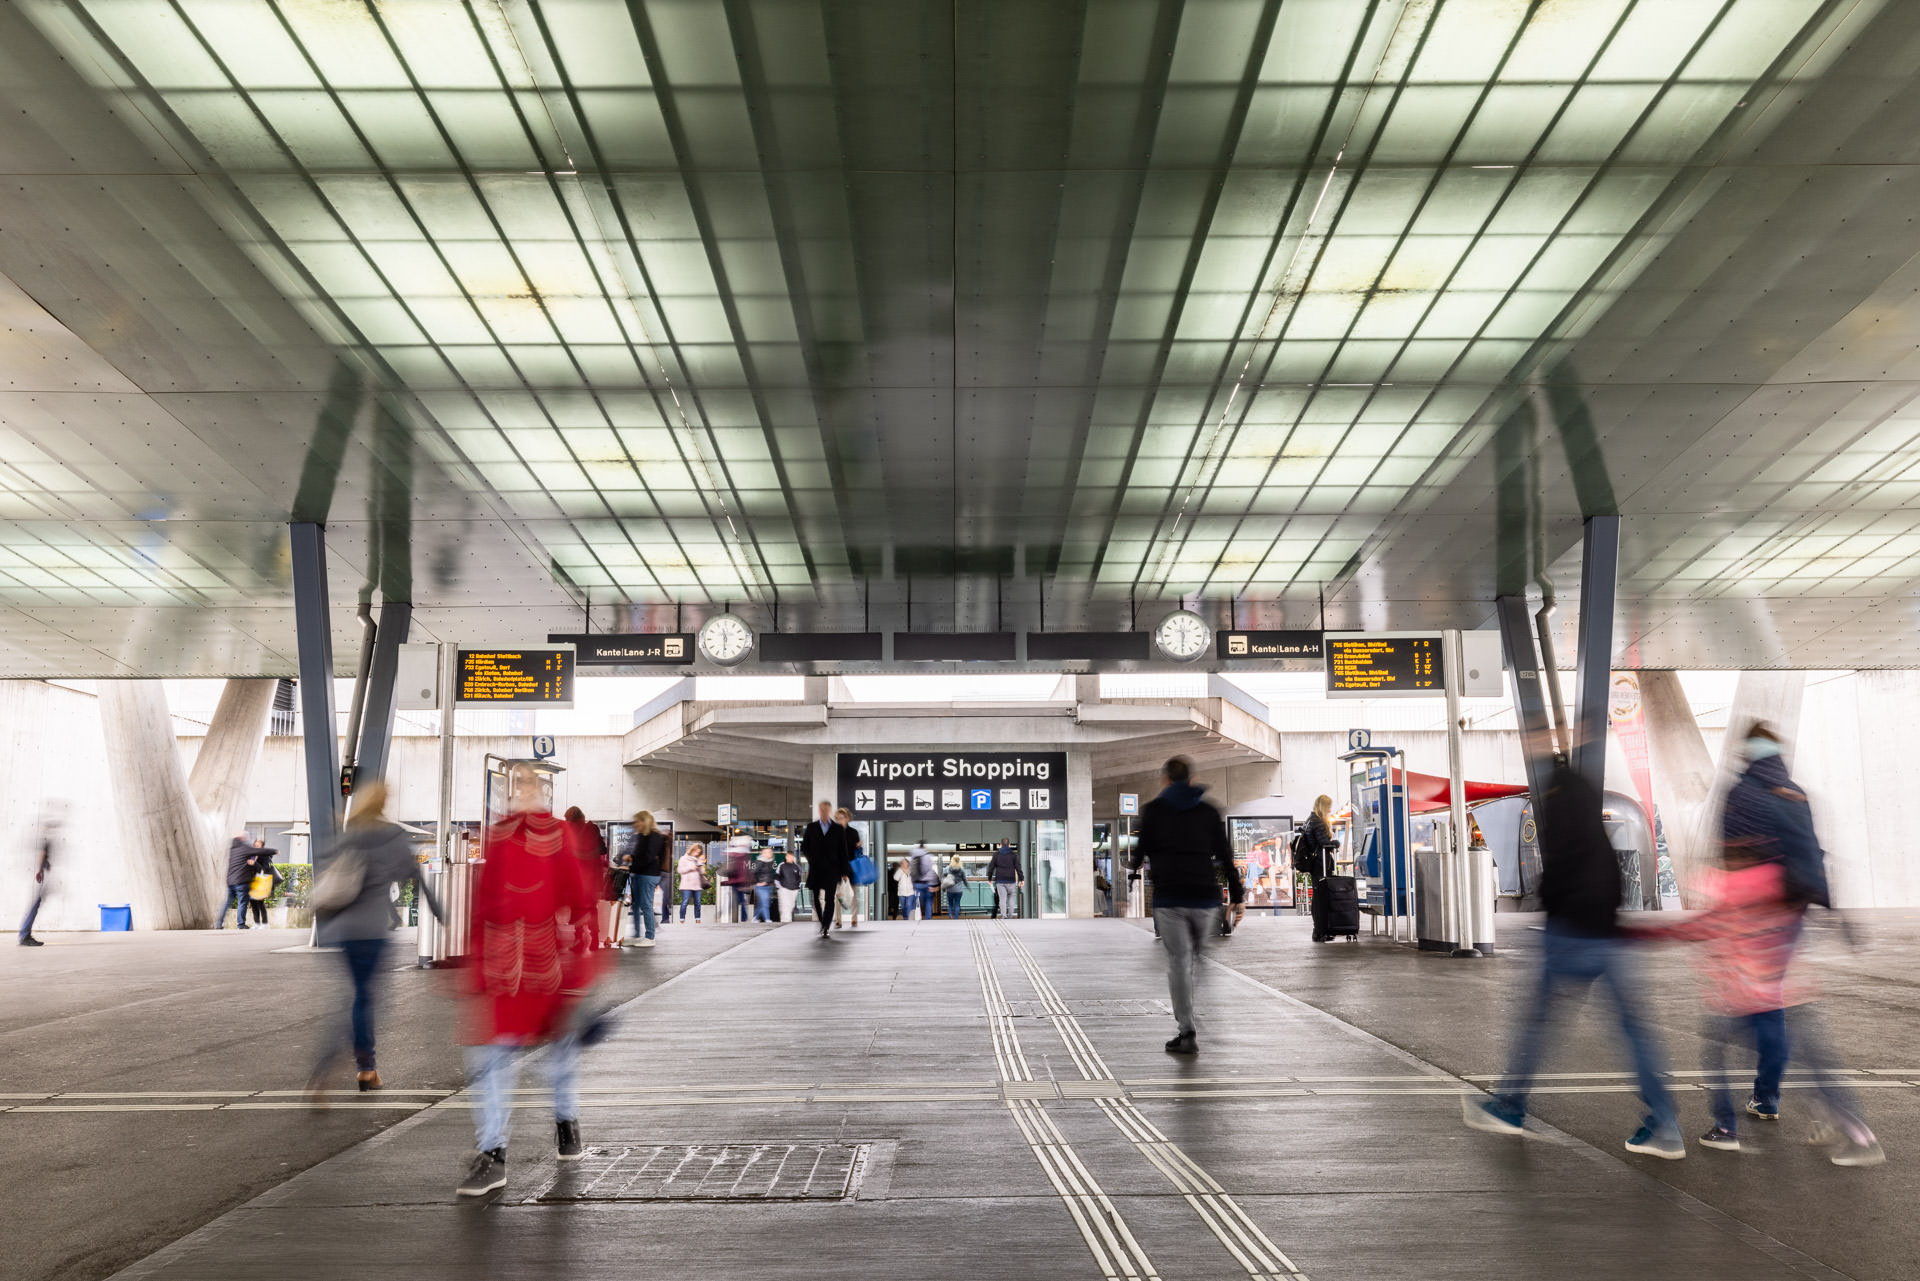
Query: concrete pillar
xmin=1066 ymin=751 xmax=1095 ymax=918
xmin=188 ymin=679 xmax=275 ymax=843
xmin=811 ymin=753 xmax=837 ymax=810
xmin=100 ymin=681 xmax=220 ymax=930
xmin=1724 ymin=671 xmax=1806 ymax=768
xmin=1641 ymin=669 xmax=1715 ymax=907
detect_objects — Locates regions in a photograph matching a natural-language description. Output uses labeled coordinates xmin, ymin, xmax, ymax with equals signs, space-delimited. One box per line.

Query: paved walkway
xmin=70 ymin=918 xmax=1882 ymax=1281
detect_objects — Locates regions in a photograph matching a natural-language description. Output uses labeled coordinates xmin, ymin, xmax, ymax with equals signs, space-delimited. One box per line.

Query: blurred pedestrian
xmin=562 ymin=808 xmax=618 ymax=950
xmin=676 ymin=842 xmax=706 ymax=923
xmin=1127 ymin=757 xmax=1243 ymax=1054
xmin=753 ymin=849 xmax=776 ymax=922
xmin=910 ymin=841 xmax=937 ymax=921
xmin=801 ymin=800 xmax=849 ymax=940
xmin=308 ymin=781 xmax=438 ymax=1098
xmin=17 ymin=817 xmax=55 ymax=946
xmin=835 ymin=808 xmax=866 ymax=928
xmin=624 ymin=811 xmax=666 ymax=947
xmin=775 ymin=850 xmax=802 ymax=923
xmin=943 ymin=854 xmax=967 ymax=921
xmin=456 ymin=764 xmax=601 ymax=1197
xmin=246 ymin=839 xmax=282 ymax=927
xmin=893 ymin=856 xmax=916 ymax=921
xmin=216 ymin=833 xmax=254 ymax=929
xmin=723 ymin=840 xmax=754 ymax=923
xmin=1638 ymin=722 xmax=1881 ymax=1165
xmin=1464 ymin=755 xmax=1684 ymax=1159
xmin=987 ymin=839 xmax=1022 ymax=921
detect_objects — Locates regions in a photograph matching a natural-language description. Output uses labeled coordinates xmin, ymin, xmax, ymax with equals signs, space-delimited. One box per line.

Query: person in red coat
xmin=457 ymin=765 xmax=602 ymax=1197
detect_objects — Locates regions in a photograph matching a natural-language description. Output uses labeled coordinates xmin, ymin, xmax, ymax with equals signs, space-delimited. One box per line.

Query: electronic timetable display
xmin=1323 ymin=633 xmax=1444 ymax=698
xmin=455 ymin=647 xmax=575 ymax=707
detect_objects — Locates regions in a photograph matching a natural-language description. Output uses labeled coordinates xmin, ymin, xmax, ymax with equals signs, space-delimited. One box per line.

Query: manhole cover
xmin=536 ymin=1143 xmax=870 ymax=1203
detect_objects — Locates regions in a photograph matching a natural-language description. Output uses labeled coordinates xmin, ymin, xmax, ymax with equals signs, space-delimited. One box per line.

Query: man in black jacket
xmin=1464 ymin=756 xmax=1682 ymax=1159
xmin=217 ymin=834 xmax=254 ymax=929
xmin=1128 ymin=757 xmax=1243 ymax=1054
xmin=800 ymin=800 xmax=849 ymax=939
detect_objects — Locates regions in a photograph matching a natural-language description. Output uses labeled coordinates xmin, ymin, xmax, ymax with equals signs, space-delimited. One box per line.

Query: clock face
xmin=1155 ymin=611 xmax=1211 ymax=660
xmin=698 ymin=614 xmax=754 ymax=664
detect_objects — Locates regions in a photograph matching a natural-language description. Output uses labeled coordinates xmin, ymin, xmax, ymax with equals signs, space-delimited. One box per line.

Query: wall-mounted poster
xmin=1229 ymin=815 xmax=1295 ymax=910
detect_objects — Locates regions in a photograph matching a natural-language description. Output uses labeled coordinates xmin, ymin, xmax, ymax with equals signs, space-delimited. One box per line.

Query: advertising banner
xmin=1610 ymin=671 xmax=1681 ymax=908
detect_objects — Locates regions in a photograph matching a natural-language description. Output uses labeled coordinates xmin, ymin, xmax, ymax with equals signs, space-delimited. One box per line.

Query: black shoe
xmin=18 ymin=936 xmax=43 ymax=946
xmin=457 ymin=1148 xmax=507 ymax=1197
xmin=556 ymin=1119 xmax=583 ymax=1161
xmin=1164 ymin=1031 xmax=1197 ymax=1055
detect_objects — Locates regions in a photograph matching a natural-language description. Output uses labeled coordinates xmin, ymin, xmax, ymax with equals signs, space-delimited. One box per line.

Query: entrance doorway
xmin=881 ymin=820 xmax=1022 ymax=919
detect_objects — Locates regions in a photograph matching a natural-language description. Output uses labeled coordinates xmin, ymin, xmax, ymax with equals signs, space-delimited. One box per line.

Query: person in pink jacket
xmin=1632 ymin=848 xmax=1880 ymax=1164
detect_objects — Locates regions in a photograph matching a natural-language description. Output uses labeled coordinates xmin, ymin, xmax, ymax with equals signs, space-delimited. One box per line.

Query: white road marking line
xmin=996 ymin=927 xmax=1308 ymax=1281
xmin=971 ymin=927 xmax=1159 ymax=1281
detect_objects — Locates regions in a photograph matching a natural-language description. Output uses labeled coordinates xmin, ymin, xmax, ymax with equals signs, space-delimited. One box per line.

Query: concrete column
xmin=1066 ymin=751 xmax=1095 ymax=918
xmin=187 ymin=678 xmax=275 ymax=843
xmin=811 ymin=752 xmax=837 ymax=810
xmin=100 ymin=681 xmax=220 ymax=930
xmin=1641 ymin=669 xmax=1716 ymax=907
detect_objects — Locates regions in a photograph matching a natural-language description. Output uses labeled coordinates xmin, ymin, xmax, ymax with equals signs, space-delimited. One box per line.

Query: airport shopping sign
xmin=837 ymin=752 xmax=1068 ymax=820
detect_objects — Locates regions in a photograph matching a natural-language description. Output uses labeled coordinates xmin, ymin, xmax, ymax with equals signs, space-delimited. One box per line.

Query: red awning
xmin=1392 ymin=768 xmax=1529 ymax=814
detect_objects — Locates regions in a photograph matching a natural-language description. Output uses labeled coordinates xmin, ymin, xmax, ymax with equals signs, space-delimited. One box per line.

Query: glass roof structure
xmin=0 ymin=0 xmax=1913 ymax=673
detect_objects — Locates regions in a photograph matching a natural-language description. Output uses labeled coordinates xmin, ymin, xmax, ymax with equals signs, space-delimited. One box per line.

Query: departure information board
xmin=456 ymin=647 xmax=575 ymax=707
xmin=1324 ymin=633 xmax=1443 ymax=698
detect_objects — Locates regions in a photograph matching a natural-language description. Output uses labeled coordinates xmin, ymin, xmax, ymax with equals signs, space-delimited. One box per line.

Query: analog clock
xmin=1153 ymin=610 xmax=1212 ymax=662
xmin=696 ymin=613 xmax=754 ymax=666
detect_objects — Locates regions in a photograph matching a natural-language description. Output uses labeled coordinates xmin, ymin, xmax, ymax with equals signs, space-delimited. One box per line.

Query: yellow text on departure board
xmin=457 ymin=650 xmax=573 ymax=704
xmin=1325 ymin=635 xmax=1441 ymax=693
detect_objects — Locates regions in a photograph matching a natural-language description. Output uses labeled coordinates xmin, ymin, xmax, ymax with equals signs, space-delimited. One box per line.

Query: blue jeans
xmin=754 ymin=885 xmax=772 ymax=921
xmin=631 ymin=875 xmax=660 ymax=939
xmin=679 ymin=889 xmax=700 ymax=921
xmin=339 ymin=936 xmax=387 ymax=1069
xmin=915 ymin=886 xmax=935 ymax=919
xmin=1703 ymin=1009 xmax=1787 ymax=1130
xmin=216 ymin=885 xmax=250 ymax=928
xmin=1494 ymin=922 xmax=1678 ymax=1138
xmin=947 ymin=889 xmax=965 ymax=920
xmin=19 ymin=888 xmax=44 ymax=941
xmin=465 ymin=1037 xmax=579 ymax=1155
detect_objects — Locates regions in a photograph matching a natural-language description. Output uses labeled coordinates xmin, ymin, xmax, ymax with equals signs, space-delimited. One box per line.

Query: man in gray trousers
xmin=1129 ymin=757 xmax=1244 ymax=1055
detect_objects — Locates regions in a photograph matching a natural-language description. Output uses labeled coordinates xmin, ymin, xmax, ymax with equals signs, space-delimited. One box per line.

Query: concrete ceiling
xmin=0 ymin=0 xmax=1915 ymax=675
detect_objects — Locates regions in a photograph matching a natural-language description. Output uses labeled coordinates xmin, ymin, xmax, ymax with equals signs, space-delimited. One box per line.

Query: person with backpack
xmin=307 ymin=781 xmax=438 ymax=1099
xmin=943 ymin=855 xmax=968 ymax=920
xmin=909 ymin=842 xmax=938 ymax=921
xmin=1128 ymin=757 xmax=1244 ymax=1054
xmin=1630 ymin=722 xmax=1880 ymax=1165
xmin=987 ymin=840 xmax=1022 ymax=920
xmin=1464 ymin=754 xmax=1684 ymax=1159
xmin=1292 ymin=795 xmax=1343 ymax=941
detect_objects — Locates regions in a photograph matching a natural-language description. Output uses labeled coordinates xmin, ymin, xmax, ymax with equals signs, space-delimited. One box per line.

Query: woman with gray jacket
xmin=308 ymin=781 xmax=438 ymax=1098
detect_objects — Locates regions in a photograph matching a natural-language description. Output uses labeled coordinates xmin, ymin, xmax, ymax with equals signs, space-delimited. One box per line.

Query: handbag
xmin=310 ymin=841 xmax=367 ymax=914
xmin=848 ymin=854 xmax=877 ymax=886
xmin=941 ymin=871 xmax=957 ymax=891
xmin=836 ymin=882 xmax=855 ymax=912
xmin=247 ymin=871 xmax=275 ymax=901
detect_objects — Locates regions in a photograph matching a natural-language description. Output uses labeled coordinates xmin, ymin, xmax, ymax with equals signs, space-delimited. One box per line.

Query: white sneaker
xmin=1831 ymin=1136 xmax=1886 ymax=1167
xmin=638 ymin=938 xmax=655 ymax=948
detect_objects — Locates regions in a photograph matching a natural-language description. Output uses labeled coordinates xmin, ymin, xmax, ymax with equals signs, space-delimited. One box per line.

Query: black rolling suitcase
xmin=1312 ymin=875 xmax=1359 ymax=941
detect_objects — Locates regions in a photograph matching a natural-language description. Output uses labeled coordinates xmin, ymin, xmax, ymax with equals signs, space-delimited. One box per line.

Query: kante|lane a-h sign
xmin=837 ymin=752 xmax=1067 ymax=820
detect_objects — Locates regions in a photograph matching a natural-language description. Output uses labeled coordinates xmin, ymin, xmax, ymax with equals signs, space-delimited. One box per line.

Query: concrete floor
xmin=4 ymin=912 xmax=1915 ymax=1281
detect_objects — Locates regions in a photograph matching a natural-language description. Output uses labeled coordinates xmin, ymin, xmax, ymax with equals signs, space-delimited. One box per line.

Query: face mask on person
xmin=1746 ymin=737 xmax=1781 ymax=762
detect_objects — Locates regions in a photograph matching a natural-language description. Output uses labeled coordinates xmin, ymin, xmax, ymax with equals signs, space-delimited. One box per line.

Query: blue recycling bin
xmin=98 ymin=903 xmax=131 ymax=932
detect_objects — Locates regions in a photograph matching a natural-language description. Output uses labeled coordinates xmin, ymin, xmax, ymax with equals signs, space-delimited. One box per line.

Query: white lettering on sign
xmin=851 ymin=756 xmax=1054 ymax=782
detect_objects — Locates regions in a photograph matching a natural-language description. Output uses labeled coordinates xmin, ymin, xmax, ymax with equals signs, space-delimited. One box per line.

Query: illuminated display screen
xmin=1324 ymin=634 xmax=1443 ymax=698
xmin=456 ymin=648 xmax=575 ymax=706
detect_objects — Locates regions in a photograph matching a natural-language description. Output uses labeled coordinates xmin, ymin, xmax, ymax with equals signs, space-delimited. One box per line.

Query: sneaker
xmin=1462 ymin=1096 xmax=1525 ymax=1136
xmin=1744 ymin=1096 xmax=1780 ymax=1122
xmin=556 ymin=1119 xmax=583 ymax=1161
xmin=1164 ymin=1031 xmax=1197 ymax=1055
xmin=1699 ymin=1126 xmax=1740 ymax=1152
xmin=1625 ymin=1125 xmax=1687 ymax=1160
xmin=639 ymin=938 xmax=655 ymax=948
xmin=1830 ymin=1135 xmax=1886 ymax=1168
xmin=18 ymin=936 xmax=43 ymax=946
xmin=457 ymin=1148 xmax=507 ymax=1197
xmin=1808 ymin=1120 xmax=1842 ymax=1148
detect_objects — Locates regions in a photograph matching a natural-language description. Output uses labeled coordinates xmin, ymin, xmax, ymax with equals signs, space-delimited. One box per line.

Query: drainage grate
xmin=1005 ymin=998 xmax=1170 ymax=1018
xmin=536 ymin=1143 xmax=870 ymax=1203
